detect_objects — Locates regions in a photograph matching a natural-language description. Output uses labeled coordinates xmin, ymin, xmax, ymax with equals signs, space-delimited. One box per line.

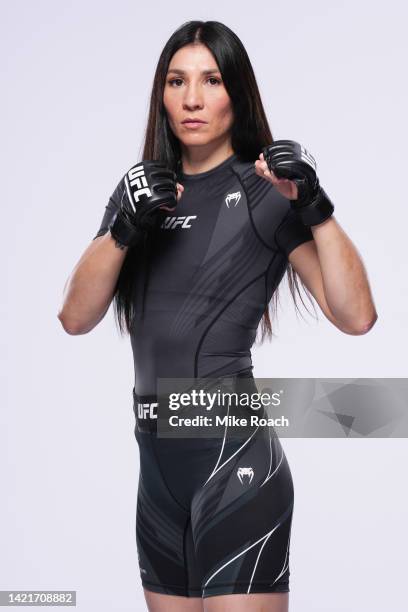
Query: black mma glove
xmin=262 ymin=140 xmax=334 ymax=226
xmin=109 ymin=160 xmax=178 ymax=248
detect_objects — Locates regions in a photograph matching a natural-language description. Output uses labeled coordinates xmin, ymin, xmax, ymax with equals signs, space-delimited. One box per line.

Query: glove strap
xmin=291 ymin=185 xmax=334 ymax=226
xmin=109 ymin=211 xmax=144 ymax=248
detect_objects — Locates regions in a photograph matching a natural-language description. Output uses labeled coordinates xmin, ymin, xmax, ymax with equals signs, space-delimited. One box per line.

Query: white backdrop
xmin=2 ymin=1 xmax=407 ymax=610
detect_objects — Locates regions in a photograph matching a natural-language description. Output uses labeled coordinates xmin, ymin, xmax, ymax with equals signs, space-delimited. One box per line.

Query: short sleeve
xmin=275 ymin=208 xmax=314 ymax=257
xmin=243 ymin=167 xmax=314 ymax=257
xmin=92 ymin=179 xmax=123 ymax=240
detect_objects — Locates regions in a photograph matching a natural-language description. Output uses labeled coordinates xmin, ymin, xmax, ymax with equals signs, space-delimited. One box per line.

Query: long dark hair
xmin=113 ymin=20 xmax=317 ymax=341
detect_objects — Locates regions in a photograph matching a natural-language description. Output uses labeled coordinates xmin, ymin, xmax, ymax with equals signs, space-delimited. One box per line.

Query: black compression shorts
xmin=132 ymin=371 xmax=294 ymax=599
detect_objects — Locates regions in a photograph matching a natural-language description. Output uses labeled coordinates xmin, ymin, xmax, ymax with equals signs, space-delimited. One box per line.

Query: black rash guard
xmin=93 ymin=153 xmax=313 ymax=396
xmin=93 ymin=153 xmax=314 ymax=598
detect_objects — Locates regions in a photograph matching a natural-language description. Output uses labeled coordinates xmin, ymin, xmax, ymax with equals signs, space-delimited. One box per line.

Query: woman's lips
xmin=182 ymin=121 xmax=207 ymax=128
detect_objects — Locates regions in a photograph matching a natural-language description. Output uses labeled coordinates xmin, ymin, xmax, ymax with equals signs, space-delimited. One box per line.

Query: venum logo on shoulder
xmin=161 ymin=215 xmax=197 ymax=230
xmin=225 ymin=191 xmax=241 ymax=208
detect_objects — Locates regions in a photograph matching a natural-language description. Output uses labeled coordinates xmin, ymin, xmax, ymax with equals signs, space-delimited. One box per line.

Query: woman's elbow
xmin=338 ymin=312 xmax=378 ymax=336
xmin=57 ymin=311 xmax=92 ymax=335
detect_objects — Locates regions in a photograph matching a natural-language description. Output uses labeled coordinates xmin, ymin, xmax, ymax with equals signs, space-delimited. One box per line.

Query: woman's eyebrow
xmin=167 ymin=68 xmax=221 ymax=75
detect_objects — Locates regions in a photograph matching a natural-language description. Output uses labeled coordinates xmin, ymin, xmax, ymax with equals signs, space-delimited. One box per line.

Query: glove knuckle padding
xmin=262 ymin=140 xmax=334 ymax=226
xmin=109 ymin=160 xmax=177 ymax=247
xmin=125 ymin=161 xmax=177 ymax=220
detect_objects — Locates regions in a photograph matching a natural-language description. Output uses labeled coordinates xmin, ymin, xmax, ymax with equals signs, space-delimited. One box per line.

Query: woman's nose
xmin=183 ymin=85 xmax=204 ymax=109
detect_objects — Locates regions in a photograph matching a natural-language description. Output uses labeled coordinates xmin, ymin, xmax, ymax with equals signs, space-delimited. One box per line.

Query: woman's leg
xmin=143 ymin=589 xmax=204 ymax=612
xmin=192 ymin=421 xmax=294 ymax=602
xmin=133 ymin=412 xmax=204 ymax=601
xmin=133 ymin=382 xmax=294 ymax=607
xmin=203 ymin=592 xmax=289 ymax=612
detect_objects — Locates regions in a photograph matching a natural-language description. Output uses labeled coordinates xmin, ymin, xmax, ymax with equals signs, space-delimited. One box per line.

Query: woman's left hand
xmin=255 ymin=152 xmax=298 ymax=200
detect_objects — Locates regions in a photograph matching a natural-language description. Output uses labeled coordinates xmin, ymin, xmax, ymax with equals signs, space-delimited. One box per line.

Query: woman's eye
xmin=167 ymin=77 xmax=221 ymax=87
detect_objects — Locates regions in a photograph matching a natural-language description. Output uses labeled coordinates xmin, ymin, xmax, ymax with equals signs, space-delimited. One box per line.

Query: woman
xmin=58 ymin=20 xmax=377 ymax=612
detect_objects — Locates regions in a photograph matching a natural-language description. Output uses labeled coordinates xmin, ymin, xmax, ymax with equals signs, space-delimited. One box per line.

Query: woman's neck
xmin=180 ymin=143 xmax=235 ymax=175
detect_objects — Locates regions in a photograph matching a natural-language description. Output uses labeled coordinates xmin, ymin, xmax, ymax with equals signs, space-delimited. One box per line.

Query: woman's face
xmin=163 ymin=43 xmax=234 ymax=151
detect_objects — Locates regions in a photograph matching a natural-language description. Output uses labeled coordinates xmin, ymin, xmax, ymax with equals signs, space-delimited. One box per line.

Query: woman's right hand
xmin=109 ymin=160 xmax=179 ymax=247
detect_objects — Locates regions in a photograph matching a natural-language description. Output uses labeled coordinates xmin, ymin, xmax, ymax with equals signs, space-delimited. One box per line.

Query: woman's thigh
xmin=192 ymin=426 xmax=294 ymax=599
xmin=203 ymin=592 xmax=289 ymax=612
xmin=143 ymin=589 xmax=204 ymax=612
xmin=134 ymin=395 xmax=295 ymax=602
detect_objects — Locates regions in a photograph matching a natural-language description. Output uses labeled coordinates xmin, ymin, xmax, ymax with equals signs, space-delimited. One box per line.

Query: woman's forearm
xmin=57 ymin=232 xmax=128 ymax=335
xmin=311 ymin=217 xmax=377 ymax=331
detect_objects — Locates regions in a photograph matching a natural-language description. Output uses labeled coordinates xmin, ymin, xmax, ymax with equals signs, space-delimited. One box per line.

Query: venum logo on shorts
xmin=225 ymin=191 xmax=241 ymax=208
xmin=137 ymin=402 xmax=158 ymax=420
xmin=124 ymin=164 xmax=152 ymax=208
xmin=237 ymin=467 xmax=254 ymax=484
xmin=161 ymin=215 xmax=197 ymax=229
